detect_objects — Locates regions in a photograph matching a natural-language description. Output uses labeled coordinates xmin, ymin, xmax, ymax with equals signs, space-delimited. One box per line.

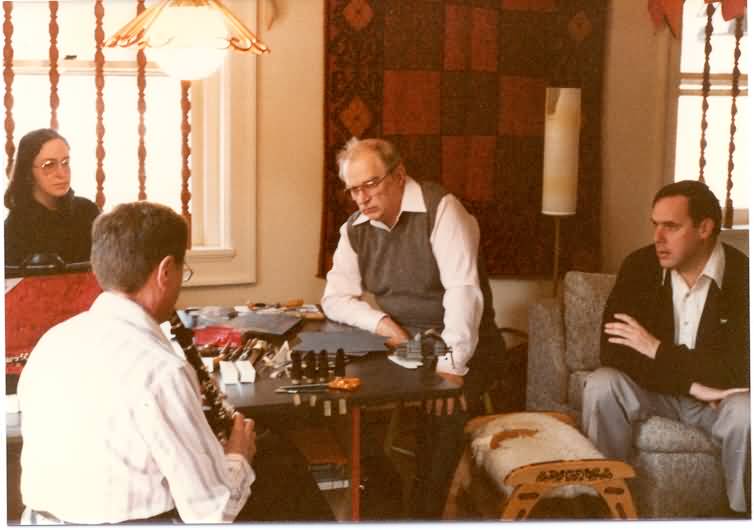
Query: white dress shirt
xmin=322 ymin=177 xmax=484 ymax=375
xmin=669 ymin=240 xmax=726 ymax=349
xmin=17 ymin=292 xmax=254 ymax=524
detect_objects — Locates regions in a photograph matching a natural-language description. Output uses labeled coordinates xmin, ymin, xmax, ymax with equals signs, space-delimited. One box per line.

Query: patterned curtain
xmin=320 ymin=0 xmax=607 ymax=277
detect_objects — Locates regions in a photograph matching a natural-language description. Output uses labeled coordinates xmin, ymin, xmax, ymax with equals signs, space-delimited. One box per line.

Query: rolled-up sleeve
xmin=431 ymin=195 xmax=483 ymax=376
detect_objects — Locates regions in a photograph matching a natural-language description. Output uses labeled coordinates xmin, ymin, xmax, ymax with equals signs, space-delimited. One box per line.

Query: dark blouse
xmin=4 ymin=191 xmax=100 ymax=266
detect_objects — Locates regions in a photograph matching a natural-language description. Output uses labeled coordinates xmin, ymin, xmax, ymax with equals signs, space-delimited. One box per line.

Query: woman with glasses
xmin=4 ymin=128 xmax=100 ymax=266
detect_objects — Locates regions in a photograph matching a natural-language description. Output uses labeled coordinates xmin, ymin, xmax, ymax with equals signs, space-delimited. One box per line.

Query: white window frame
xmin=170 ymin=0 xmax=260 ymax=287
xmin=187 ymin=28 xmax=258 ymax=287
xmin=663 ymin=6 xmax=749 ymax=231
xmin=2 ymin=0 xmax=259 ymax=287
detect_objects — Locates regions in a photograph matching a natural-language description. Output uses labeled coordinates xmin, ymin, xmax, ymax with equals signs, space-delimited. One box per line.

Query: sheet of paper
xmin=387 ymin=354 xmax=422 ymax=370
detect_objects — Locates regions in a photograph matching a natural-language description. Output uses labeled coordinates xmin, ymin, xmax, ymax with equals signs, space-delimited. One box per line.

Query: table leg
xmin=351 ymin=405 xmax=361 ymax=521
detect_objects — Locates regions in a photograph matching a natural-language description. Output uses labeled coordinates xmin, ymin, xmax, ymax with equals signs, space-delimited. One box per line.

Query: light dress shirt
xmin=322 ymin=177 xmax=484 ymax=375
xmin=669 ymin=240 xmax=725 ymax=349
xmin=17 ymin=292 xmax=254 ymax=524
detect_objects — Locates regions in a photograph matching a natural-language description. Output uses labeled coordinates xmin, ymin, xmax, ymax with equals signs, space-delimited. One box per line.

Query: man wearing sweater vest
xmin=322 ymin=137 xmax=504 ymax=518
xmin=583 ymin=180 xmax=750 ymax=516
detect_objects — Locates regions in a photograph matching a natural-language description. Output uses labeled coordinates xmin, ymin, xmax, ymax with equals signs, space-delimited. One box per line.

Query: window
xmin=670 ymin=0 xmax=748 ymax=227
xmin=1 ymin=0 xmax=259 ymax=286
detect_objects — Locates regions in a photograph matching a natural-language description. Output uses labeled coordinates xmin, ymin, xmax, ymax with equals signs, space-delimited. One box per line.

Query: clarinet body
xmin=169 ymin=311 xmax=235 ymax=443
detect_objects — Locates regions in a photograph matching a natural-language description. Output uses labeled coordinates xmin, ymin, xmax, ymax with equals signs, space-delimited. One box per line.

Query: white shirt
xmin=669 ymin=240 xmax=725 ymax=349
xmin=321 ymin=177 xmax=484 ymax=375
xmin=17 ymin=292 xmax=254 ymax=524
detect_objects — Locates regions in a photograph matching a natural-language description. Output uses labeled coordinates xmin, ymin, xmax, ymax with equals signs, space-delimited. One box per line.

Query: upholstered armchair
xmin=526 ymin=271 xmax=729 ymax=518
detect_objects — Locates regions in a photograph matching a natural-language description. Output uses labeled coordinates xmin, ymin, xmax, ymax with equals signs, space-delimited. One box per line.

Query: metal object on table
xmin=304 ymin=351 xmax=316 ymax=382
xmin=290 ymin=351 xmax=302 ymax=384
xmin=275 ymin=382 xmax=330 ymax=394
xmin=393 ymin=328 xmax=455 ymax=369
xmin=317 ymin=350 xmax=329 ymax=382
xmin=335 ymin=348 xmax=345 ymax=377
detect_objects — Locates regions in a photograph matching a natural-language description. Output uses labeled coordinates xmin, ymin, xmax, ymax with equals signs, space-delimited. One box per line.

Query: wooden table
xmin=5 ymin=318 xmax=462 ymax=522
xmin=221 ymin=320 xmax=462 ymax=521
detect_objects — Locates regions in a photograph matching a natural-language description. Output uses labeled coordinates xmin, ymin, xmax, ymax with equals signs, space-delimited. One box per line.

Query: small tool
xmin=275 ymin=382 xmax=329 ymax=393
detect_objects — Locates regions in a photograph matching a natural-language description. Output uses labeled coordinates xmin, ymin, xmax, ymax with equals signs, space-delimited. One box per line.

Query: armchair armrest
xmin=527 ymin=298 xmax=569 ymax=411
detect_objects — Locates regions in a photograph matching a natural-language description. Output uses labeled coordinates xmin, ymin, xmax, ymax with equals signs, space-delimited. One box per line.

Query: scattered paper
xmin=387 ymin=354 xmax=422 ymax=370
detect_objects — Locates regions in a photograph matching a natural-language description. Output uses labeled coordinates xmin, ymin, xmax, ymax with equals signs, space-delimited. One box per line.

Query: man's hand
xmin=604 ymin=313 xmax=661 ymax=358
xmin=424 ymin=371 xmax=467 ymax=416
xmin=689 ymin=383 xmax=749 ymax=409
xmin=376 ymin=315 xmax=411 ymax=348
xmin=223 ymin=412 xmax=257 ymax=464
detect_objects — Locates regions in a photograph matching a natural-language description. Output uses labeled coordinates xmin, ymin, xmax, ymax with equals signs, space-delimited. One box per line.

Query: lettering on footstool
xmin=536 ymin=467 xmax=613 ymax=483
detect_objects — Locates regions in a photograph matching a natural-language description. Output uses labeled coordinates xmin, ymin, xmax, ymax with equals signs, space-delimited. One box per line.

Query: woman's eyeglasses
xmin=33 ymin=158 xmax=71 ymax=176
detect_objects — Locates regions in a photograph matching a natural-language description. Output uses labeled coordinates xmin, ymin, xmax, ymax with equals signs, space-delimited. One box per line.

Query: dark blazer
xmin=600 ymin=243 xmax=749 ymax=396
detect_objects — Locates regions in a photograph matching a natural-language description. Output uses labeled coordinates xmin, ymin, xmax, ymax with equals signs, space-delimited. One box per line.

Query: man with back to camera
xmin=582 ymin=180 xmax=750 ymax=516
xmin=18 ymin=201 xmax=332 ymax=523
xmin=321 ymin=137 xmax=505 ymax=517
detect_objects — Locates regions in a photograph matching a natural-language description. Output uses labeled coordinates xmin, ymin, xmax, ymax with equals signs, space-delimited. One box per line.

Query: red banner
xmin=649 ymin=0 xmax=747 ymax=37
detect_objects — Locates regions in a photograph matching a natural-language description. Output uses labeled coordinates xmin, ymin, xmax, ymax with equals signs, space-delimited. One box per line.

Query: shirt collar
xmin=89 ymin=291 xmax=173 ymax=349
xmin=662 ymin=239 xmax=726 ymax=289
xmin=701 ymin=239 xmax=725 ymax=289
xmin=352 ymin=177 xmax=425 ymax=229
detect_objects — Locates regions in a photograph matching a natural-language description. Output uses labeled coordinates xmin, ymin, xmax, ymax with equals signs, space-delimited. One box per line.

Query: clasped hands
xmin=605 ymin=313 xmax=749 ymax=408
xmin=377 ymin=316 xmax=467 ymax=416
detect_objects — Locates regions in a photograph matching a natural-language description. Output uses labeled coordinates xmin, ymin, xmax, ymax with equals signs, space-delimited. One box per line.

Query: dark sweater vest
xmin=346 ymin=181 xmax=500 ymax=368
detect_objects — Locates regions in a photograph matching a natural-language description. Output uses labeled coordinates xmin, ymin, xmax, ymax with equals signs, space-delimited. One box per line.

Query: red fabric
xmin=5 ymin=272 xmax=101 ymax=374
xmin=720 ymin=0 xmax=746 ymax=20
xmin=383 ymin=71 xmax=442 ymax=135
xmin=441 ymin=136 xmax=496 ymax=202
xmin=499 ymin=76 xmax=547 ymax=136
xmin=444 ymin=5 xmax=499 ymax=72
xmin=502 ymin=0 xmax=556 ymax=11
xmin=321 ymin=0 xmax=606 ymax=277
xmin=650 ymin=1 xmax=746 ymax=36
xmin=191 ymin=326 xmax=243 ymax=348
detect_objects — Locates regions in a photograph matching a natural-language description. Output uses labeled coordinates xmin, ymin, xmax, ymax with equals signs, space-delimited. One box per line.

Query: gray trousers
xmin=582 ymin=367 xmax=750 ymax=513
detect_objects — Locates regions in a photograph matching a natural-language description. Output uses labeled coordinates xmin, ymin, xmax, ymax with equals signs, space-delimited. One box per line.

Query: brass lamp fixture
xmin=106 ymin=0 xmax=270 ymax=80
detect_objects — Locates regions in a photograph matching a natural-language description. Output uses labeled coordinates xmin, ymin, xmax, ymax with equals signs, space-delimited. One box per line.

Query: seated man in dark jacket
xmin=582 ymin=180 xmax=749 ymax=515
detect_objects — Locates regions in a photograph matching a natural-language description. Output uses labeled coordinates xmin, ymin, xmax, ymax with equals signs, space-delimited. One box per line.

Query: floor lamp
xmin=542 ymin=87 xmax=580 ymax=298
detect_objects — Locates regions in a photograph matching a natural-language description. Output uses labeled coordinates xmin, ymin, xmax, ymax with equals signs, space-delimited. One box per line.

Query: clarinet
xmin=169 ymin=311 xmax=235 ymax=443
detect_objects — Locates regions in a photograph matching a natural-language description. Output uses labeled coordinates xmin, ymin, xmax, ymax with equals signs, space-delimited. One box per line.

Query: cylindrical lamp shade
xmin=542 ymin=87 xmax=581 ymax=216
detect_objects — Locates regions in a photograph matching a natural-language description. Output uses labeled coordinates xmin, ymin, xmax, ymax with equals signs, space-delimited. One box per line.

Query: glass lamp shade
xmin=146 ymin=4 xmax=230 ymax=80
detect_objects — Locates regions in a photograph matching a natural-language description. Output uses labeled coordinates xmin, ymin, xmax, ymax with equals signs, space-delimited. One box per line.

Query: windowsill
xmin=721 ymin=225 xmax=749 ymax=232
xmin=720 ymin=225 xmax=749 ymax=256
xmin=187 ymin=247 xmax=237 ymax=262
xmin=183 ymin=246 xmax=253 ymax=288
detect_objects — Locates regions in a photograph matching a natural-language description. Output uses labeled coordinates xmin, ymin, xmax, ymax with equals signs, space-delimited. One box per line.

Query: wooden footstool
xmin=443 ymin=412 xmax=637 ymax=520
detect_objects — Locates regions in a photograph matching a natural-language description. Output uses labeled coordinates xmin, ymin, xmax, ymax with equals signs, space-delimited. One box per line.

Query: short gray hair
xmin=336 ymin=137 xmax=402 ymax=182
